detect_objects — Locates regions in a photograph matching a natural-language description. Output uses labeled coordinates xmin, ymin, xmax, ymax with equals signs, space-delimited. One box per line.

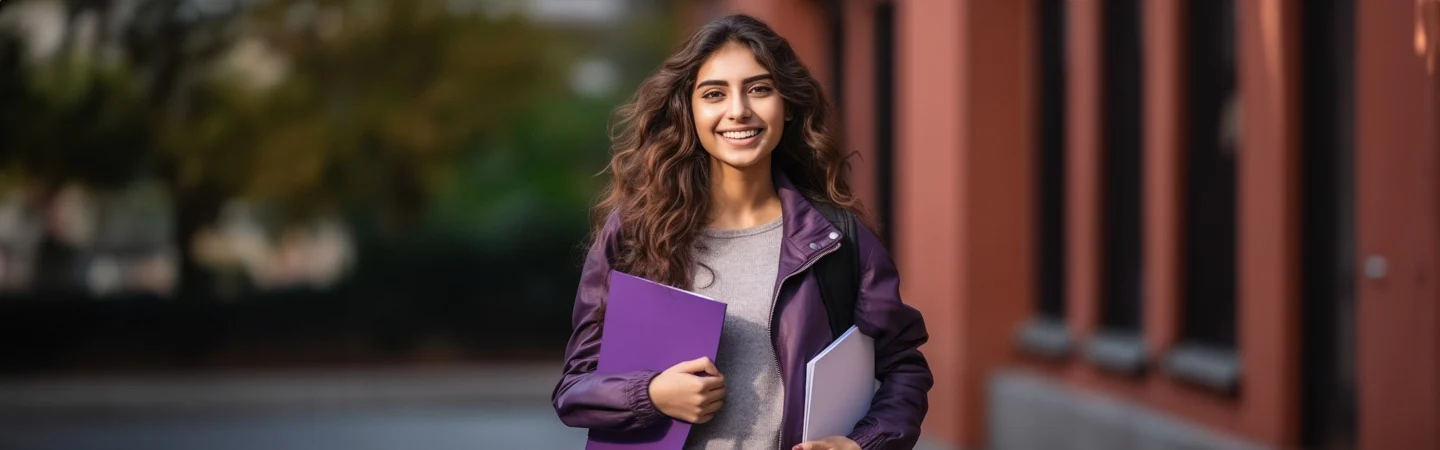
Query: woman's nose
xmin=726 ymin=93 xmax=751 ymax=121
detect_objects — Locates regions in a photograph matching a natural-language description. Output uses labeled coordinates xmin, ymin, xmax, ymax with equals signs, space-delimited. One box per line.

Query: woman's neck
xmin=707 ymin=159 xmax=782 ymax=230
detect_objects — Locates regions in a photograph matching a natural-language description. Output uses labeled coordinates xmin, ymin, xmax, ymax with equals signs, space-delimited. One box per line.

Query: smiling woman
xmin=590 ymin=14 xmax=858 ymax=291
xmin=553 ymin=13 xmax=933 ymax=450
xmin=692 ymin=57 xmax=789 ymax=172
xmin=691 ymin=43 xmax=791 ymax=231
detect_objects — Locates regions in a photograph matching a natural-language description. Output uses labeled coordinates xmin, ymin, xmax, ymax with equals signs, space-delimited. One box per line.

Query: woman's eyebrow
xmin=694 ymin=73 xmax=774 ymax=91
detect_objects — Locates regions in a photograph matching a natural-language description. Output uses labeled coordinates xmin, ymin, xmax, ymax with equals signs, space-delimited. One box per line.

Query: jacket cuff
xmin=627 ymin=370 xmax=665 ymax=428
xmin=846 ymin=423 xmax=886 ymax=450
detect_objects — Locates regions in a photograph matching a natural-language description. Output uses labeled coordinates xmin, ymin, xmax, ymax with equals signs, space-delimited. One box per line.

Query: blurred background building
xmin=691 ymin=1 xmax=1435 ymax=450
xmin=1 ymin=0 xmax=1437 ymax=449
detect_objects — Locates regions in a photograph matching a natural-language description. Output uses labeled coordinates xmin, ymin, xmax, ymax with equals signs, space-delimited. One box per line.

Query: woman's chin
xmin=712 ymin=153 xmax=772 ymax=171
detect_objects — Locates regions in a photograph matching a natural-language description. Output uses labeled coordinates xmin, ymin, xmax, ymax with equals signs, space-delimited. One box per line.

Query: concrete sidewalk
xmin=0 ymin=363 xmax=559 ymax=413
xmin=0 ymin=363 xmax=955 ymax=450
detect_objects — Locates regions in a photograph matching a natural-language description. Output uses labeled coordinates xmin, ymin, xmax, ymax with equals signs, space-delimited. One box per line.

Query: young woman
xmin=552 ymin=14 xmax=932 ymax=450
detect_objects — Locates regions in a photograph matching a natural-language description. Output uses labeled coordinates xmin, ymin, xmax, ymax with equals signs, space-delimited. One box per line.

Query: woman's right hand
xmin=648 ymin=356 xmax=726 ymax=423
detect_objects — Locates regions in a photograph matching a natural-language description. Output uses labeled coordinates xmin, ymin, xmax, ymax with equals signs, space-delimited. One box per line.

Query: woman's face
xmin=691 ymin=42 xmax=788 ymax=172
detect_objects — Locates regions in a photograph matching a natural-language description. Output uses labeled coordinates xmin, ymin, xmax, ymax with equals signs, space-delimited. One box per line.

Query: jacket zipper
xmin=768 ymin=240 xmax=840 ymax=450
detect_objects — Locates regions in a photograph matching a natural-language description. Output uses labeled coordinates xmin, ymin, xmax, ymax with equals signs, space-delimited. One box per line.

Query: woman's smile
xmin=717 ymin=127 xmax=764 ymax=146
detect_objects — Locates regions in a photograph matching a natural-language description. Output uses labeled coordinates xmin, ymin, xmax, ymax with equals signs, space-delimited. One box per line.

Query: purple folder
xmin=585 ymin=270 xmax=727 ymax=450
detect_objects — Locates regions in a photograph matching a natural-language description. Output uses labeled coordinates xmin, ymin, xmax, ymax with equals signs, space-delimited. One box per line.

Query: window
xmin=1164 ymin=0 xmax=1241 ymax=392
xmin=1087 ymin=0 xmax=1146 ymax=375
xmin=827 ymin=0 xmax=844 ymax=112
xmin=1299 ymin=0 xmax=1355 ymax=444
xmin=1019 ymin=0 xmax=1071 ymax=358
xmin=1180 ymin=0 xmax=1237 ymax=350
xmin=874 ymin=2 xmax=896 ymax=245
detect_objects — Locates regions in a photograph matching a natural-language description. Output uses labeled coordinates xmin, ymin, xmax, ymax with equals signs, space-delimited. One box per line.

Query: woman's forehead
xmin=696 ymin=43 xmax=768 ymax=83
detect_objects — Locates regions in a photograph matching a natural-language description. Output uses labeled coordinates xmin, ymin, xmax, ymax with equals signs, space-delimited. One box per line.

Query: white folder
xmin=802 ymin=325 xmax=878 ymax=441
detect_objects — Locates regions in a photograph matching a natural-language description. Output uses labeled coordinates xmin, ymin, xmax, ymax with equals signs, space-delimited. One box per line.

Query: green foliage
xmin=0 ymin=42 xmax=153 ymax=189
xmin=1 ymin=0 xmax=678 ymax=239
xmin=424 ymin=93 xmax=614 ymax=248
xmin=160 ymin=1 xmax=563 ymax=221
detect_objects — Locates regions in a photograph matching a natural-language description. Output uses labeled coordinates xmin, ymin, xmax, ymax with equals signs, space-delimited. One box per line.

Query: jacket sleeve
xmin=551 ymin=212 xmax=667 ymax=431
xmin=844 ymin=224 xmax=935 ymax=450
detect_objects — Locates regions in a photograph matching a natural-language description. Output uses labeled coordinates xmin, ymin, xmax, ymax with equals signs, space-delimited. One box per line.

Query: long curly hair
xmin=591 ymin=14 xmax=866 ymax=290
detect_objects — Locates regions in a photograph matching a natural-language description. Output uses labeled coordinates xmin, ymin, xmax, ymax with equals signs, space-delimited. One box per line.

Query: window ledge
xmin=1085 ymin=330 xmax=1147 ymax=375
xmin=1164 ymin=343 xmax=1241 ymax=393
xmin=1016 ymin=316 xmax=1072 ymax=358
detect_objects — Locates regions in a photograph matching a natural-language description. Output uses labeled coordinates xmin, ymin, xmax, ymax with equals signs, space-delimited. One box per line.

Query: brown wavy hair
xmin=591 ymin=13 xmax=866 ymax=290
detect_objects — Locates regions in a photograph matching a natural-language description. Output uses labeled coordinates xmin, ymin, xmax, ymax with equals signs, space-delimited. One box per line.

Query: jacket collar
xmin=774 ymin=170 xmax=843 ymax=274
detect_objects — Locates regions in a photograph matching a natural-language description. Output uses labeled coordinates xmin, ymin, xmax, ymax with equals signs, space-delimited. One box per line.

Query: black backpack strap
xmin=811 ymin=202 xmax=861 ymax=340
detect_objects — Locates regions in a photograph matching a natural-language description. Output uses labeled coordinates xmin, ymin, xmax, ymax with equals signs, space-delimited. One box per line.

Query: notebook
xmin=802 ymin=325 xmax=877 ymax=441
xmin=585 ymin=270 xmax=728 ymax=450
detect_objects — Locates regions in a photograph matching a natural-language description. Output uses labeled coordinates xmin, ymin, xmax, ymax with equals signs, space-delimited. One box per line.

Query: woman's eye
xmin=702 ymin=91 xmax=723 ymax=99
xmin=750 ymin=85 xmax=773 ymax=94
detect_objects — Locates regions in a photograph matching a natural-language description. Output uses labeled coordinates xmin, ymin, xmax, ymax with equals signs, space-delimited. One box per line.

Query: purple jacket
xmin=552 ymin=173 xmax=933 ymax=450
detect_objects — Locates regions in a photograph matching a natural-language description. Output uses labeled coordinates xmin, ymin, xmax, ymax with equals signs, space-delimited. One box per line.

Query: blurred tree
xmin=1 ymin=0 xmax=561 ymax=299
xmin=0 ymin=0 xmax=153 ymax=191
xmin=163 ymin=0 xmax=560 ymax=222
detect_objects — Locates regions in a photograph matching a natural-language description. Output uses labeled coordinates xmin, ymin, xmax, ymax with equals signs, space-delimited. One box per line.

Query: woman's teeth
xmin=721 ymin=129 xmax=760 ymax=139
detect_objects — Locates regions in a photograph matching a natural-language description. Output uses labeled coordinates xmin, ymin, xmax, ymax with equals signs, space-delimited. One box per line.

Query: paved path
xmin=0 ymin=403 xmax=585 ymax=450
xmin=0 ymin=363 xmax=954 ymax=450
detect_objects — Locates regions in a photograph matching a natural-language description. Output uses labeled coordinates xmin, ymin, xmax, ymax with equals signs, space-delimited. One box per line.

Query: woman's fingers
xmin=700 ymin=399 xmax=724 ymax=415
xmin=792 ymin=436 xmax=860 ymax=450
xmin=699 ymin=373 xmax=726 ymax=391
xmin=702 ymin=385 xmax=726 ymax=402
xmin=666 ymin=357 xmax=715 ymax=375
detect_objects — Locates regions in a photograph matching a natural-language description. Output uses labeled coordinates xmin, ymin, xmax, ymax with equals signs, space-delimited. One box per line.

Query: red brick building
xmin=688 ymin=1 xmax=1438 ymax=449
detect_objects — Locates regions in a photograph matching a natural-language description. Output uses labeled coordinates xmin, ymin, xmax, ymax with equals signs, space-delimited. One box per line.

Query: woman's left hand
xmin=792 ymin=436 xmax=861 ymax=450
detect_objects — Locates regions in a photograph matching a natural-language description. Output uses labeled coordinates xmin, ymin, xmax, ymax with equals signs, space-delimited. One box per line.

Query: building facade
xmin=688 ymin=1 xmax=1438 ymax=449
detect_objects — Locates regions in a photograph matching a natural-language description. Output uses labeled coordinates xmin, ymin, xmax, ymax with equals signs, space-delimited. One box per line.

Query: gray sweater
xmin=683 ymin=216 xmax=786 ymax=450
